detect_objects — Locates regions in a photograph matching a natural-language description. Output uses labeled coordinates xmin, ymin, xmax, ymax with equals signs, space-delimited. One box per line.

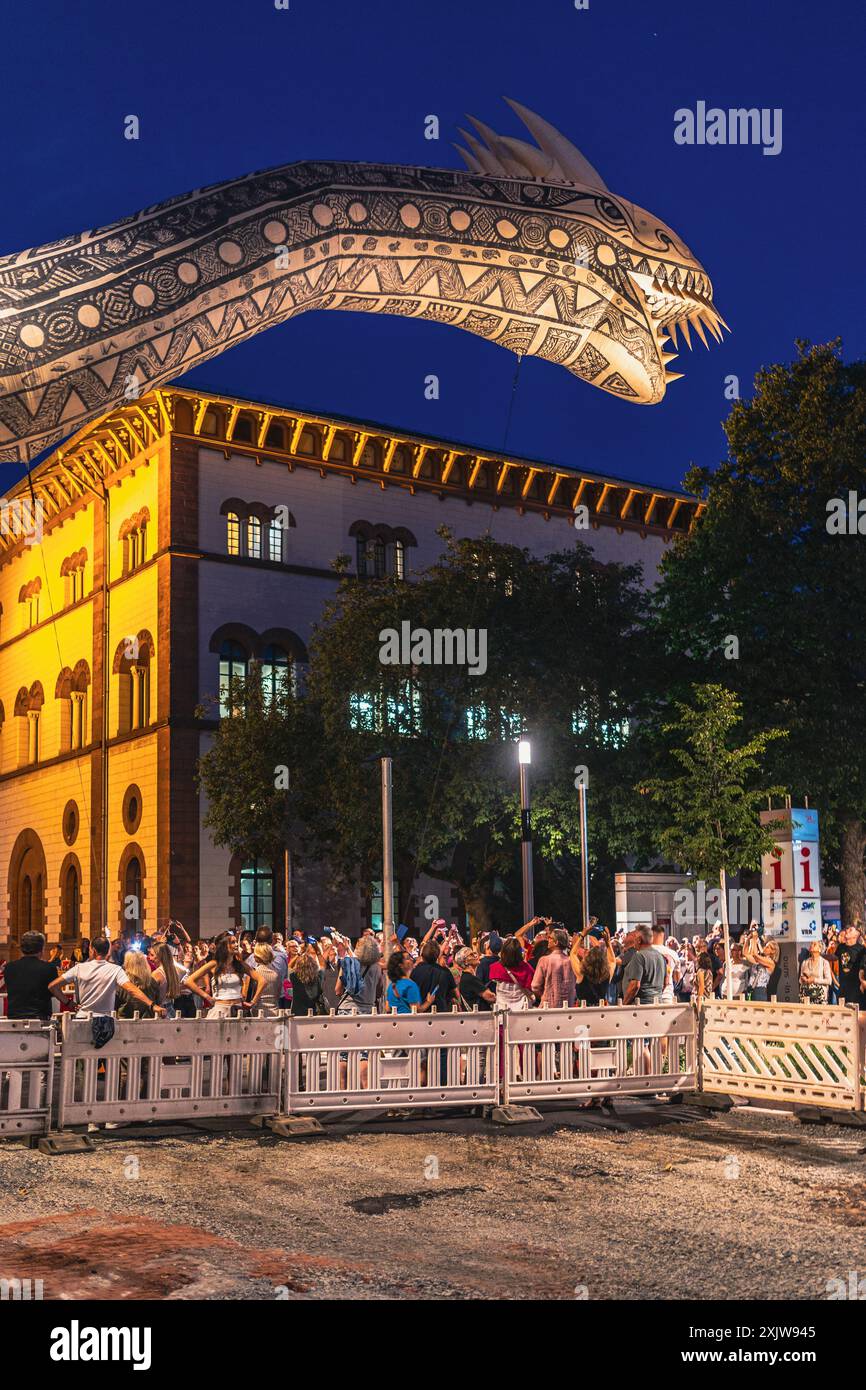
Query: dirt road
xmin=0 ymin=1101 xmax=862 ymax=1300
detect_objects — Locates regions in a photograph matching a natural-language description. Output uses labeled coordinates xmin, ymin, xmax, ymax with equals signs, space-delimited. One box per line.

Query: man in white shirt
xmin=50 ymin=936 xmax=164 ymax=1016
xmin=651 ymin=927 xmax=681 ymax=1004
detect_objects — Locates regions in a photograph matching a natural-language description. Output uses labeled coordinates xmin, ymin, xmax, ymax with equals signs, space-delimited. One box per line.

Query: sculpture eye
xmin=598 ymin=198 xmax=625 ymax=224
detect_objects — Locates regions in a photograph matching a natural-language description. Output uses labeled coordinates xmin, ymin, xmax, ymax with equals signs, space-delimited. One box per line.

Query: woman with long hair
xmin=289 ymin=949 xmax=326 ymax=1016
xmin=116 ymin=951 xmax=161 ymax=1018
xmin=184 ymin=932 xmax=260 ymax=1018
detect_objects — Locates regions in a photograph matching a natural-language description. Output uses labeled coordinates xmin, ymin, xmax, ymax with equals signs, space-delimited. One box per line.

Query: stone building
xmin=0 ymin=385 xmax=700 ymax=954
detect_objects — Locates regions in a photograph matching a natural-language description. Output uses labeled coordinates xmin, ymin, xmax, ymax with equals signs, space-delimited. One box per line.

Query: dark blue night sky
xmin=3 ymin=0 xmax=863 ymax=493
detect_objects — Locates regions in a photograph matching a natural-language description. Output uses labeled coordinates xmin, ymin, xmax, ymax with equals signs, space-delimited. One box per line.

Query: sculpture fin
xmin=503 ymin=97 xmax=608 ymax=190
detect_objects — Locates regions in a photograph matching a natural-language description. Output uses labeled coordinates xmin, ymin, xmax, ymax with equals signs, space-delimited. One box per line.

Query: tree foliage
xmin=648 ymin=341 xmax=866 ymax=919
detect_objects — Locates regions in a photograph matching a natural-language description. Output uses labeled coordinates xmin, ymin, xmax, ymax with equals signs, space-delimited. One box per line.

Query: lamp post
xmin=518 ymin=740 xmax=534 ymax=923
xmin=380 ymin=755 xmax=396 ymax=959
xmin=577 ymin=780 xmax=590 ymax=934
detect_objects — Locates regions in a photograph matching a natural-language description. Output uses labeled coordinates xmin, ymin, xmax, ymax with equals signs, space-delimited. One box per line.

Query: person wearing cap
xmin=477 ymin=932 xmax=502 ymax=991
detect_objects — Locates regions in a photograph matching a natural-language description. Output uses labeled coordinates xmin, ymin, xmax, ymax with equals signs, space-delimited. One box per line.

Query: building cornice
xmin=0 ymin=385 xmax=704 ymax=556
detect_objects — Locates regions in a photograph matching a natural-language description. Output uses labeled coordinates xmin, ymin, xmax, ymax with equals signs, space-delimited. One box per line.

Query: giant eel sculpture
xmin=0 ymin=100 xmax=727 ymax=462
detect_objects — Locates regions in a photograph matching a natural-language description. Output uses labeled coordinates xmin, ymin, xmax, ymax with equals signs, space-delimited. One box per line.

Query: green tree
xmin=196 ymin=663 xmax=307 ymax=895
xmin=298 ymin=531 xmax=649 ymax=935
xmin=641 ymin=683 xmax=786 ymax=997
xmin=650 ymin=341 xmax=866 ymax=923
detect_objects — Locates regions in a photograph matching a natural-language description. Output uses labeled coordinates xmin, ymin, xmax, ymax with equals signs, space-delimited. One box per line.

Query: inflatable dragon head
xmin=0 ymin=99 xmax=727 ymax=462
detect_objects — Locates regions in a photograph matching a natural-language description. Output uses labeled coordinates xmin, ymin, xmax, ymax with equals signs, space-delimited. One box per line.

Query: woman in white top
xmin=185 ymin=934 xmax=261 ymax=1018
xmin=723 ymin=943 xmax=751 ymax=998
xmin=799 ymin=941 xmax=833 ymax=1004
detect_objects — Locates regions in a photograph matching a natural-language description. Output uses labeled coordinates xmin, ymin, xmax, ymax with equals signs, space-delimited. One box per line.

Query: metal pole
xmin=100 ymin=484 xmax=110 ymax=940
xmin=380 ymin=756 xmax=395 ymax=958
xmin=519 ymin=761 xmax=534 ymax=922
xmin=578 ymin=781 xmax=590 ymax=934
xmin=284 ymin=846 xmax=291 ymax=936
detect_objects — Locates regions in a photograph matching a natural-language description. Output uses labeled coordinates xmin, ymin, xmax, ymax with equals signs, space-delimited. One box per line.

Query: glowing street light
xmin=517 ymin=739 xmax=534 ymax=922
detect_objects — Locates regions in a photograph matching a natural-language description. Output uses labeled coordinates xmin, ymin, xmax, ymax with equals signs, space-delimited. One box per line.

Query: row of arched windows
xmin=208 ymin=624 xmax=308 ymax=718
xmin=119 ymin=508 xmax=149 ymax=575
xmin=7 ymin=828 xmax=148 ymax=948
xmin=1 ymin=666 xmax=91 ymax=768
xmin=220 ymin=499 xmax=296 ymax=562
xmin=349 ymin=521 xmax=417 ymax=580
xmin=0 ymin=635 xmax=155 ymax=770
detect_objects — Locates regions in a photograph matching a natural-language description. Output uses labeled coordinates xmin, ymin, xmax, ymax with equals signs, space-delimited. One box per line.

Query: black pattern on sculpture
xmin=0 ymin=100 xmax=728 ymax=462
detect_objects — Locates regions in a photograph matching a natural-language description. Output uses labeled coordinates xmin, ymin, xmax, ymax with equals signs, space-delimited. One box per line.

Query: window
xmin=124 ymin=856 xmax=142 ymax=938
xmin=261 ymin=645 xmax=291 ymax=703
xmin=18 ymin=579 xmax=41 ymax=629
xmin=461 ymin=704 xmax=522 ymax=741
xmin=268 ymin=518 xmax=282 ymax=563
xmin=120 ymin=510 xmax=149 ymax=574
xmin=351 ymin=523 xmax=416 ymax=579
xmin=247 ymin=515 xmax=261 ymax=559
xmin=349 ymin=691 xmax=379 ymax=732
xmin=384 ymin=682 xmax=421 ymax=736
xmin=226 ymin=511 xmax=240 ymax=556
xmin=298 ymin=429 xmax=317 ymax=455
xmin=115 ymin=637 xmax=151 ymax=734
xmin=233 ymin=416 xmax=254 ymax=443
xmin=62 ymin=863 xmax=80 ymax=941
xmin=265 ymin=422 xmax=286 ymax=450
xmin=464 ymin=703 xmax=490 ymax=740
xmin=240 ymin=861 xmax=274 ymax=930
xmin=219 ymin=639 xmax=248 ymax=717
xmin=349 ymin=684 xmax=420 ymax=735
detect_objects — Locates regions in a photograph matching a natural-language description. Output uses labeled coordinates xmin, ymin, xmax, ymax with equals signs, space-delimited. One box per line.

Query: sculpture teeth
xmin=665 ymin=370 xmax=685 ymax=383
xmin=679 ymin=317 xmax=692 ymax=349
xmin=689 ymin=312 xmax=709 ymax=348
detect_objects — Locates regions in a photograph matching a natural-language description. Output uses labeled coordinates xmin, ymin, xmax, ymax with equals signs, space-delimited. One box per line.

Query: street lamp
xmin=380 ymin=755 xmax=396 ymax=960
xmin=517 ymin=740 xmax=534 ymax=923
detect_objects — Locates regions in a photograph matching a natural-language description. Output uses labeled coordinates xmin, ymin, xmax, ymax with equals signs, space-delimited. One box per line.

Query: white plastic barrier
xmin=502 ymin=1003 xmax=698 ymax=1105
xmin=701 ymin=999 xmax=861 ymax=1110
xmin=57 ymin=1014 xmax=283 ymax=1128
xmin=284 ymin=1008 xmax=499 ymax=1114
xmin=0 ymin=1020 xmax=55 ymax=1136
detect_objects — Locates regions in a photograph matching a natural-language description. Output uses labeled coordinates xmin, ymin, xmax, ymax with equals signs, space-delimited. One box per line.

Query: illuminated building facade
xmin=0 ymin=387 xmax=701 ymax=953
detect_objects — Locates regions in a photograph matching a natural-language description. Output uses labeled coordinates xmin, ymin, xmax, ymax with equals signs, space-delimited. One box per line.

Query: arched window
xmin=247 ymin=515 xmax=261 ymax=560
xmin=114 ymin=635 xmax=152 ymax=735
xmin=240 ymin=860 xmax=274 ymax=931
xmin=268 ymin=518 xmax=283 ymax=563
xmin=62 ymin=863 xmax=80 ymax=942
xmin=226 ymin=511 xmax=240 ymax=556
xmin=219 ymin=639 xmax=248 ymax=717
xmin=124 ymin=856 xmax=142 ymax=939
xmin=356 ymin=534 xmax=368 ymax=578
xmin=260 ymin=645 xmax=290 ymax=704
xmin=373 ymin=537 xmax=387 ymax=579
xmin=393 ymin=539 xmax=406 ymax=580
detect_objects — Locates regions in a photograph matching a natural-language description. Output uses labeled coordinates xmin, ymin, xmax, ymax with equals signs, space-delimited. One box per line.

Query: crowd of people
xmin=1 ymin=913 xmax=865 ymax=1024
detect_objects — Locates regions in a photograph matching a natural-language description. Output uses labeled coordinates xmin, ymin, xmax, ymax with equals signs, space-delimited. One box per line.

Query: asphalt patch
xmin=348 ymin=1185 xmax=484 ymax=1216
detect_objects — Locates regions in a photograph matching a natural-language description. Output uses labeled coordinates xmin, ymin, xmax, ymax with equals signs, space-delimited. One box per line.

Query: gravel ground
xmin=0 ymin=1101 xmax=864 ymax=1300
